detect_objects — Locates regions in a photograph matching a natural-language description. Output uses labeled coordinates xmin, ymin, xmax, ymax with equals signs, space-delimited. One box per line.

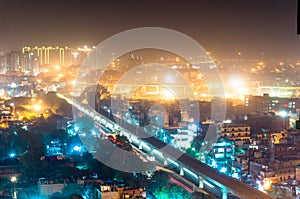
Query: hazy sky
xmin=0 ymin=0 xmax=299 ymax=59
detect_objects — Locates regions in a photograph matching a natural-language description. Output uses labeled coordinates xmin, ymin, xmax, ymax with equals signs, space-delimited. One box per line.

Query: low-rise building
xmin=250 ymin=158 xmax=300 ymax=191
xmin=221 ymin=124 xmax=251 ymax=146
xmin=121 ymin=188 xmax=146 ymax=199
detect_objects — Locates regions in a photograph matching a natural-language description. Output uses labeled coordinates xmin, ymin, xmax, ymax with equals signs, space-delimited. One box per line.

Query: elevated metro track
xmin=57 ymin=93 xmax=272 ymax=199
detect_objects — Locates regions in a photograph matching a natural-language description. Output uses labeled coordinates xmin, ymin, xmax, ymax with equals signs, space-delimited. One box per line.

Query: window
xmin=215 ymin=154 xmax=224 ymax=158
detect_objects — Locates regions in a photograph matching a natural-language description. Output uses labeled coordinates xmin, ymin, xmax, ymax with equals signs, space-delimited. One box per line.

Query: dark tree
xmin=19 ymin=132 xmax=46 ymax=178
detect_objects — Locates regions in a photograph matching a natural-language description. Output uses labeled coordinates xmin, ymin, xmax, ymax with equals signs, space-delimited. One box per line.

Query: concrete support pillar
xmin=150 ymin=149 xmax=154 ymax=156
xmin=222 ymin=189 xmax=228 ymax=199
xmin=180 ymin=165 xmax=184 ymax=176
xmin=198 ymin=176 xmax=204 ymax=189
xmin=12 ymin=189 xmax=17 ymax=199
xmin=163 ymin=156 xmax=168 ymax=166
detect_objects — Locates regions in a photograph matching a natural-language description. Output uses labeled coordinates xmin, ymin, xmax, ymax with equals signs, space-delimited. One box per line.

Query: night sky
xmin=0 ymin=0 xmax=299 ymax=59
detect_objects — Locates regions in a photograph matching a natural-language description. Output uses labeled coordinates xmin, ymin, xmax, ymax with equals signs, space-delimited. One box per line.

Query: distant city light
xmin=263 ymin=180 xmax=272 ymax=191
xmin=72 ymin=52 xmax=79 ymax=58
xmin=200 ymin=93 xmax=207 ymax=98
xmin=10 ymin=176 xmax=17 ymax=183
xmin=232 ymin=173 xmax=239 ymax=179
xmin=91 ymin=130 xmax=96 ymax=136
xmin=211 ymin=159 xmax=217 ymax=168
xmin=162 ymin=88 xmax=175 ymax=100
xmin=219 ymin=167 xmax=227 ymax=173
xmin=229 ymin=77 xmax=245 ymax=88
xmin=73 ymin=145 xmax=81 ymax=152
xmin=33 ymin=104 xmax=41 ymax=111
xmin=223 ymin=119 xmax=232 ymax=124
xmin=9 ymin=152 xmax=16 ymax=158
xmin=278 ymin=111 xmax=288 ymax=118
xmin=10 ymin=82 xmax=18 ymax=88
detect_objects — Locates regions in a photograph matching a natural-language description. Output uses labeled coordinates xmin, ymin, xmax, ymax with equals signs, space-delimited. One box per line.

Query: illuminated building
xmin=22 ymin=46 xmax=71 ymax=67
xmin=250 ymin=159 xmax=299 ymax=191
xmin=221 ymin=124 xmax=251 ymax=146
xmin=245 ymin=93 xmax=300 ymax=113
xmin=121 ymin=188 xmax=146 ymax=199
xmin=21 ymin=47 xmax=39 ymax=75
xmin=210 ymin=138 xmax=235 ymax=175
xmin=171 ymin=128 xmax=195 ymax=150
xmin=75 ymin=45 xmax=92 ymax=65
xmin=21 ymin=45 xmax=92 ymax=68
xmin=253 ymin=86 xmax=300 ymax=98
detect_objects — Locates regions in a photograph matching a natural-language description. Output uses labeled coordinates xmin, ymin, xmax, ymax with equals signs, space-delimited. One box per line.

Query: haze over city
xmin=0 ymin=0 xmax=299 ymax=59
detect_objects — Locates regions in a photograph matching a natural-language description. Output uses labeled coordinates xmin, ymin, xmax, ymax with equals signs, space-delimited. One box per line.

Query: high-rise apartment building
xmin=21 ymin=47 xmax=39 ymax=75
xmin=22 ymin=46 xmax=73 ymax=67
xmin=0 ymin=54 xmax=4 ymax=74
xmin=245 ymin=93 xmax=300 ymax=113
xmin=0 ymin=46 xmax=92 ymax=75
xmin=3 ymin=51 xmax=21 ymax=72
xmin=22 ymin=45 xmax=92 ymax=68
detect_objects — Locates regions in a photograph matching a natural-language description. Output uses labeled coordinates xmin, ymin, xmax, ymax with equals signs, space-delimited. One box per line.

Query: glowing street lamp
xmin=33 ymin=104 xmax=41 ymax=111
xmin=10 ymin=176 xmax=17 ymax=199
xmin=73 ymin=145 xmax=81 ymax=152
xmin=10 ymin=176 xmax=17 ymax=183
xmin=9 ymin=152 xmax=16 ymax=158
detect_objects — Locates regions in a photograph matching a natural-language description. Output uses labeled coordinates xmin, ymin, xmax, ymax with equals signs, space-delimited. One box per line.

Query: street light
xmin=73 ymin=145 xmax=82 ymax=152
xmin=9 ymin=152 xmax=16 ymax=158
xmin=10 ymin=176 xmax=17 ymax=199
xmin=33 ymin=104 xmax=41 ymax=111
xmin=10 ymin=176 xmax=17 ymax=183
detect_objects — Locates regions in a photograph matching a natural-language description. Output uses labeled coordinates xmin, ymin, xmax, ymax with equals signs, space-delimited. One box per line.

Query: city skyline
xmin=0 ymin=0 xmax=299 ymax=59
